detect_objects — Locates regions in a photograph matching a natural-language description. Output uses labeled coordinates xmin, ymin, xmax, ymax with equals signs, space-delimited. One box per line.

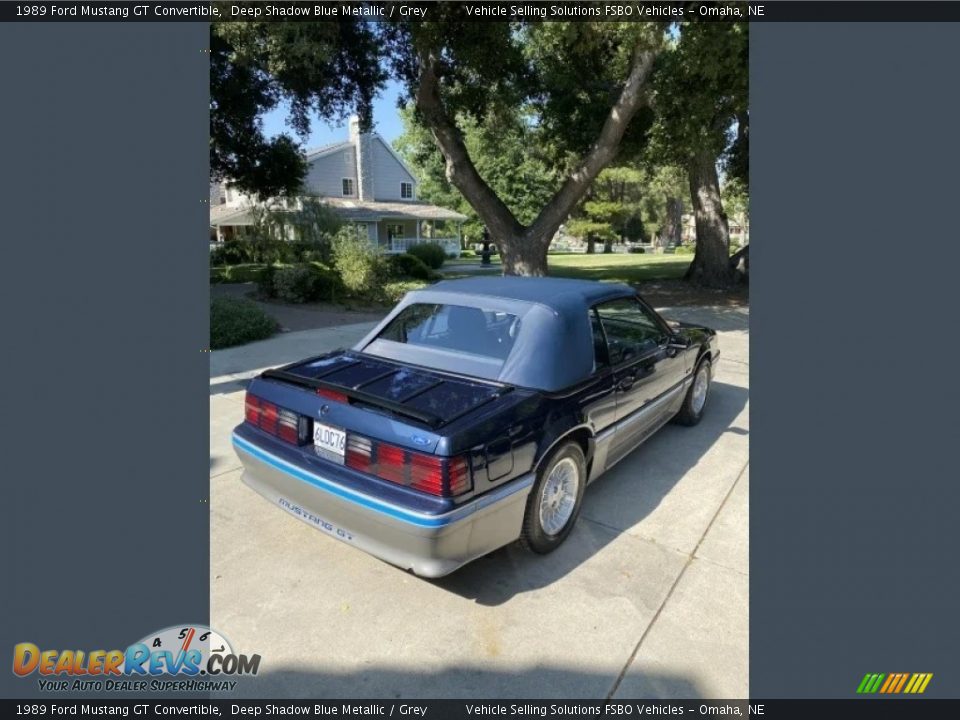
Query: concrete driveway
xmin=209 ymin=305 xmax=749 ymax=699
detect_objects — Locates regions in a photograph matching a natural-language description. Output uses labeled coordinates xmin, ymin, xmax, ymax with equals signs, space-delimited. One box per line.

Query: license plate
xmin=313 ymin=422 xmax=346 ymax=463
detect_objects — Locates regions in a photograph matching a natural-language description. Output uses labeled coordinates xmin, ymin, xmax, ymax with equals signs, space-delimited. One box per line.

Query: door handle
xmin=617 ymin=374 xmax=636 ymax=391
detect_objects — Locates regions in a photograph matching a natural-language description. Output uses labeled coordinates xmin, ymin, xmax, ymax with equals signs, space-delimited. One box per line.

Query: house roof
xmin=322 ymin=198 xmax=467 ymax=222
xmin=210 ymin=204 xmax=255 ymax=226
xmin=304 ymin=140 xmax=352 ymax=160
xmin=210 ymin=198 xmax=466 ymax=227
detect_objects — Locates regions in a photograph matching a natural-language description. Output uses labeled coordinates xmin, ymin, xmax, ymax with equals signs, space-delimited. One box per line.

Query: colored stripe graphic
xmin=858 ymin=672 xmax=933 ymax=694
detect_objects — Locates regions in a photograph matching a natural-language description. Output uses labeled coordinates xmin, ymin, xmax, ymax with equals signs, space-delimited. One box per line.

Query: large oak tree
xmin=210 ymin=13 xmax=746 ymax=283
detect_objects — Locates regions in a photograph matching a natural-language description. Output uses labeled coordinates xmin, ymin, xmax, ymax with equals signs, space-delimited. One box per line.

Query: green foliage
xmin=210 ymin=241 xmax=251 ymax=266
xmin=308 ymin=261 xmax=343 ymax=301
xmin=272 ymin=265 xmax=321 ymax=304
xmin=405 ymin=242 xmax=447 ymax=270
xmin=332 ymin=228 xmax=387 ymax=297
xmin=210 ymin=22 xmax=386 ymax=196
xmin=394 ymin=104 xmax=559 ymax=237
xmin=379 ymin=280 xmax=430 ymax=305
xmin=251 ymin=197 xmax=343 ymax=262
xmin=210 ymin=297 xmax=278 ymax=349
xmin=256 ymin=263 xmax=277 ymax=298
xmin=674 ymin=245 xmax=696 ymax=255
xmin=649 ymin=23 xmax=748 ymax=165
xmin=389 ymin=253 xmax=437 ymax=281
xmin=566 ymin=219 xmax=616 ymax=244
xmin=629 ymin=246 xmax=646 ymax=254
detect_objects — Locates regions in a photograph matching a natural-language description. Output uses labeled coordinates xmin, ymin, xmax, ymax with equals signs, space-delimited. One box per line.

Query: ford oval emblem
xmin=319 ymin=404 xmax=330 ymax=416
xmin=411 ymin=435 xmax=430 ymax=447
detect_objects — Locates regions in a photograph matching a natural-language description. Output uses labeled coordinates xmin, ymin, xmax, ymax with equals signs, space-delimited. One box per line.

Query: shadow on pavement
xmin=660 ymin=306 xmax=749 ymax=334
xmin=218 ymin=664 xmax=704 ymax=700
xmin=433 ymin=381 xmax=748 ymax=606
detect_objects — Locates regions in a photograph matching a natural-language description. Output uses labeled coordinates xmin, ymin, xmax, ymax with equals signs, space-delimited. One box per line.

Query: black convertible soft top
xmin=355 ymin=277 xmax=636 ymax=392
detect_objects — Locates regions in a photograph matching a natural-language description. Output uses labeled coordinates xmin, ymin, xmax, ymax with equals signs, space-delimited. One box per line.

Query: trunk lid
xmin=250 ymin=351 xmax=512 ymax=453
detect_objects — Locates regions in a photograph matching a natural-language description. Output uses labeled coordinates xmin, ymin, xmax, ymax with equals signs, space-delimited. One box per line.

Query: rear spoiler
xmin=259 ymin=368 xmax=513 ymax=430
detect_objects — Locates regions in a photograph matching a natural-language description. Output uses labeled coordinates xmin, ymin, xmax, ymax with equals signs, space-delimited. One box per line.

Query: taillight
xmin=409 ymin=453 xmax=445 ymax=496
xmin=377 ymin=443 xmax=407 ymax=485
xmin=446 ymin=456 xmax=471 ymax=496
xmin=244 ymin=395 xmax=260 ymax=424
xmin=317 ymin=387 xmax=349 ymax=403
xmin=345 ymin=435 xmax=372 ymax=472
xmin=245 ymin=392 xmax=308 ymax=445
xmin=346 ymin=434 xmax=472 ymax=498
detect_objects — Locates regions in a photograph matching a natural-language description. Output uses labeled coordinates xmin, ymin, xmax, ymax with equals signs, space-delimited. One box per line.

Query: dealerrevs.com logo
xmin=12 ymin=625 xmax=260 ymax=692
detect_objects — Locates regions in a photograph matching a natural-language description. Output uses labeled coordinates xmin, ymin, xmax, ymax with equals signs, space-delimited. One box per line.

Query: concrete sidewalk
xmin=209 ymin=306 xmax=748 ymax=699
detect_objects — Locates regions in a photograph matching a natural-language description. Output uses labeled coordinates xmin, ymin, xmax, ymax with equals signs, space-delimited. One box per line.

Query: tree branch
xmin=526 ymin=46 xmax=659 ymax=245
xmin=414 ymin=51 xmax=524 ymax=240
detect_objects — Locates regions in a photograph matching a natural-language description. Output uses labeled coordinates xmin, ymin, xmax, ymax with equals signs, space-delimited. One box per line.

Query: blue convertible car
xmin=232 ymin=277 xmax=719 ymax=577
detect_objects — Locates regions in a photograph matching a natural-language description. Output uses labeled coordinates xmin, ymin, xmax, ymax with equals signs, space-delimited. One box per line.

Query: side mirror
xmin=667 ymin=334 xmax=691 ymax=350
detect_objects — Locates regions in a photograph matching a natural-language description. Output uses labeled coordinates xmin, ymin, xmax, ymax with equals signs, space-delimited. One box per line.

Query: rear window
xmin=376 ymin=303 xmax=519 ymax=361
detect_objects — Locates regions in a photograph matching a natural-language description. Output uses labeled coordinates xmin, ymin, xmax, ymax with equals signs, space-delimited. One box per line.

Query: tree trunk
xmin=586 ymin=235 xmax=596 ymax=254
xmin=685 ymin=149 xmax=736 ymax=288
xmin=414 ymin=46 xmax=658 ymax=277
xmin=499 ymin=232 xmax=549 ymax=276
xmin=603 ymin=238 xmax=613 ymax=254
xmin=664 ymin=197 xmax=682 ymax=246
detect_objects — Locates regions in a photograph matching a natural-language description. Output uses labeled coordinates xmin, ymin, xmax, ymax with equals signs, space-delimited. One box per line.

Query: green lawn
xmin=443 ymin=252 xmax=692 ymax=284
xmin=546 ymin=252 xmax=692 ymax=284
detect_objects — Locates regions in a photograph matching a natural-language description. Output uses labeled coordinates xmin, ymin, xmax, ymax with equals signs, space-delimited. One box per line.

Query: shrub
xmin=380 ymin=280 xmax=430 ymax=305
xmin=629 ymin=246 xmax=646 ymax=254
xmin=308 ymin=262 xmax=343 ymax=302
xmin=257 ymin=264 xmax=278 ymax=298
xmin=406 ymin=242 xmax=447 ymax=269
xmin=272 ymin=265 xmax=319 ymax=303
xmin=210 ymin=297 xmax=278 ymax=350
xmin=332 ymin=231 xmax=387 ymax=297
xmin=460 ymin=250 xmax=477 ymax=259
xmin=210 ymin=242 xmax=251 ymax=266
xmin=674 ymin=245 xmax=695 ymax=255
xmin=388 ymin=253 xmax=436 ymax=281
xmin=287 ymin=240 xmax=331 ymax=264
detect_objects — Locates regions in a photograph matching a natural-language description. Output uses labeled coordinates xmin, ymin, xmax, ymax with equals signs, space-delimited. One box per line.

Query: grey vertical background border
xmin=751 ymin=22 xmax=960 ymax=697
xmin=0 ymin=23 xmax=210 ymax=697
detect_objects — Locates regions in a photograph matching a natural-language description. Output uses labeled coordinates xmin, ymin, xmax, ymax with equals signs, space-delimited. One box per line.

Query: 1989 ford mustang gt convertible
xmin=232 ymin=277 xmax=719 ymax=577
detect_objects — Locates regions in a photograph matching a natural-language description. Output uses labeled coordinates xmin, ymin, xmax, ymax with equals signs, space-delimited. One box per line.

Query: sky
xmin=260 ymin=79 xmax=408 ymax=151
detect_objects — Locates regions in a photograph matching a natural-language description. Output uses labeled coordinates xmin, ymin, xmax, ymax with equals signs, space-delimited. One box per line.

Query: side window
xmin=595 ymin=297 xmax=667 ymax=365
xmin=590 ymin=310 xmax=609 ymax=371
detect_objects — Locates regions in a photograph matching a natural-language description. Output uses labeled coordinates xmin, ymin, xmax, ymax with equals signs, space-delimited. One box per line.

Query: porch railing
xmin=387 ymin=237 xmax=460 ymax=256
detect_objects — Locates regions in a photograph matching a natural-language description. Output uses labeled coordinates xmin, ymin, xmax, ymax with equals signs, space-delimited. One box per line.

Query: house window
xmin=400 ymin=182 xmax=413 ymax=200
xmin=386 ymin=223 xmax=404 ymax=239
xmin=342 ymin=178 xmax=355 ymax=196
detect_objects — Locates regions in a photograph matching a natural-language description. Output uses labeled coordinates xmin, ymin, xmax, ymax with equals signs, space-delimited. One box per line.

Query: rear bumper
xmin=231 ymin=433 xmax=534 ymax=578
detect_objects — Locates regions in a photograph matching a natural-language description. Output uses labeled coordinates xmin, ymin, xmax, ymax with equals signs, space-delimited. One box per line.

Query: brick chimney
xmin=349 ymin=115 xmax=373 ymax=200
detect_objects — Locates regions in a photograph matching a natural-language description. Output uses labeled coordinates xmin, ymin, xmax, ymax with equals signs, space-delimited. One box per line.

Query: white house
xmin=210 ymin=116 xmax=466 ymax=255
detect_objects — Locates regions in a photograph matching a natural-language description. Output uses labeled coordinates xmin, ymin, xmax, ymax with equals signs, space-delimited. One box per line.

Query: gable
xmin=370 ymin=136 xmax=417 ymax=201
xmin=303 ymin=146 xmax=357 ymax=197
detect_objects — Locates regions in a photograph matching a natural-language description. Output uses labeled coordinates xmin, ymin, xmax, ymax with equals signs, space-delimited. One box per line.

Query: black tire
xmin=674 ymin=357 xmax=712 ymax=427
xmin=520 ymin=441 xmax=587 ymax=554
